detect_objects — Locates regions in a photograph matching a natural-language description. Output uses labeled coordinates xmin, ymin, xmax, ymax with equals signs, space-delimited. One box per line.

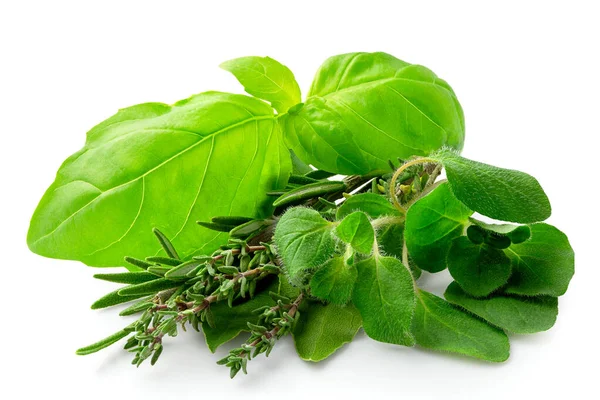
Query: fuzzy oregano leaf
xmin=352 ymin=255 xmax=416 ymax=346
xmin=412 ymin=290 xmax=510 ymax=362
xmin=220 ymin=56 xmax=301 ymax=114
xmin=27 ymin=92 xmax=291 ymax=267
xmin=444 ymin=282 xmax=558 ymax=334
xmin=335 ymin=211 xmax=375 ymax=254
xmin=293 ymin=301 xmax=362 ymax=362
xmin=431 ymin=149 xmax=551 ymax=223
xmin=504 ymin=223 xmax=574 ymax=296
xmin=447 ymin=237 xmax=512 ymax=297
xmin=336 ymin=193 xmax=401 ymax=219
xmin=309 ymin=256 xmax=357 ymax=305
xmin=405 ymin=183 xmax=472 ymax=273
xmin=274 ymin=207 xmax=335 ymax=285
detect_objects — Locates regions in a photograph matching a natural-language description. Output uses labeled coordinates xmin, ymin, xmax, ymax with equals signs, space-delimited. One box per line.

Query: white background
xmin=1 ymin=1 xmax=598 ymax=399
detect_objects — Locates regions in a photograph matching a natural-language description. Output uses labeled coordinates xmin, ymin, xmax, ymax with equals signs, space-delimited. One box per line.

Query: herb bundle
xmin=27 ymin=52 xmax=574 ymax=377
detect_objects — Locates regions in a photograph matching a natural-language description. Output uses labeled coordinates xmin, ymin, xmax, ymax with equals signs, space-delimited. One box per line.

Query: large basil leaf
xmin=280 ymin=52 xmax=465 ymax=175
xmin=412 ymin=289 xmax=509 ymax=362
xmin=221 ymin=56 xmax=301 ymax=114
xmin=405 ymin=183 xmax=472 ymax=272
xmin=445 ymin=282 xmax=558 ymax=334
xmin=504 ymin=223 xmax=574 ymax=296
xmin=293 ymin=301 xmax=362 ymax=362
xmin=431 ymin=149 xmax=551 ymax=223
xmin=27 ymin=92 xmax=291 ymax=267
xmin=352 ymin=255 xmax=416 ymax=346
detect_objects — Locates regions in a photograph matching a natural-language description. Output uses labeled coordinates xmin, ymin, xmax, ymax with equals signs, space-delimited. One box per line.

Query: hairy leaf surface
xmin=274 ymin=207 xmax=335 ymax=285
xmin=412 ymin=290 xmax=509 ymax=362
xmin=444 ymin=282 xmax=558 ymax=334
xmin=431 ymin=149 xmax=551 ymax=223
xmin=352 ymin=255 xmax=415 ymax=345
xmin=337 ymin=193 xmax=401 ymax=219
xmin=405 ymin=183 xmax=472 ymax=272
xmin=293 ymin=301 xmax=362 ymax=362
xmin=281 ymin=52 xmax=465 ymax=175
xmin=504 ymin=223 xmax=574 ymax=296
xmin=335 ymin=211 xmax=375 ymax=254
xmin=310 ymin=256 xmax=357 ymax=305
xmin=447 ymin=237 xmax=512 ymax=297
xmin=28 ymin=92 xmax=291 ymax=267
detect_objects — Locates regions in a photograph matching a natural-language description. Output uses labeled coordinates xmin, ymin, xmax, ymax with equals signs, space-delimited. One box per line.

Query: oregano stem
xmin=389 ymin=157 xmax=436 ymax=212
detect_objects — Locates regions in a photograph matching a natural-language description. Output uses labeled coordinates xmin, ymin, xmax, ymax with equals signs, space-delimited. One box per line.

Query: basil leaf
xmin=220 ymin=56 xmax=301 ymax=114
xmin=447 ymin=237 xmax=512 ymax=297
xmin=352 ymin=255 xmax=416 ymax=346
xmin=445 ymin=282 xmax=558 ymax=334
xmin=27 ymin=92 xmax=291 ymax=267
xmin=504 ymin=223 xmax=574 ymax=296
xmin=335 ymin=211 xmax=375 ymax=254
xmin=405 ymin=183 xmax=472 ymax=272
xmin=412 ymin=290 xmax=509 ymax=362
xmin=336 ymin=193 xmax=401 ymax=219
xmin=431 ymin=149 xmax=551 ymax=223
xmin=309 ymin=257 xmax=357 ymax=305
xmin=293 ymin=301 xmax=362 ymax=362
xmin=274 ymin=207 xmax=335 ymax=285
xmin=281 ymin=52 xmax=465 ymax=175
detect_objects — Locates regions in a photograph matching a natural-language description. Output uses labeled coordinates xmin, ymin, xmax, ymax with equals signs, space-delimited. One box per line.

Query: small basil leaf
xmin=444 ymin=282 xmax=558 ymax=334
xmin=336 ymin=193 xmax=401 ymax=219
xmin=352 ymin=255 xmax=416 ymax=346
xmin=309 ymin=257 xmax=357 ymax=305
xmin=335 ymin=212 xmax=375 ymax=254
xmin=274 ymin=207 xmax=335 ymax=285
xmin=447 ymin=237 xmax=512 ymax=297
xmin=293 ymin=301 xmax=362 ymax=362
xmin=431 ymin=149 xmax=551 ymax=223
xmin=220 ymin=56 xmax=301 ymax=114
xmin=405 ymin=183 xmax=472 ymax=272
xmin=412 ymin=289 xmax=509 ymax=362
xmin=504 ymin=223 xmax=574 ymax=296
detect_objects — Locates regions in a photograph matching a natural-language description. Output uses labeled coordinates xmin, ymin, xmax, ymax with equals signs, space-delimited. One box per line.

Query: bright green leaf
xmin=281 ymin=52 xmax=465 ymax=175
xmin=293 ymin=301 xmax=362 ymax=362
xmin=405 ymin=183 xmax=472 ymax=272
xmin=335 ymin=212 xmax=375 ymax=254
xmin=336 ymin=193 xmax=401 ymax=220
xmin=412 ymin=290 xmax=509 ymax=362
xmin=310 ymin=256 xmax=357 ymax=305
xmin=274 ymin=207 xmax=335 ymax=285
xmin=444 ymin=282 xmax=558 ymax=334
xmin=352 ymin=255 xmax=415 ymax=346
xmin=504 ymin=223 xmax=574 ymax=296
xmin=447 ymin=237 xmax=512 ymax=297
xmin=469 ymin=219 xmax=532 ymax=244
xmin=431 ymin=149 xmax=551 ymax=223
xmin=27 ymin=92 xmax=291 ymax=267
xmin=220 ymin=56 xmax=301 ymax=114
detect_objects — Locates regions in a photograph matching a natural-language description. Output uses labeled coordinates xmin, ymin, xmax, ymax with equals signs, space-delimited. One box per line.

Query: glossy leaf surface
xmin=28 ymin=92 xmax=291 ymax=267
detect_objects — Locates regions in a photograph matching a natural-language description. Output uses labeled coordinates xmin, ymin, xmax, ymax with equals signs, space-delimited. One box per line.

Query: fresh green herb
xmin=27 ymin=51 xmax=574 ymax=377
